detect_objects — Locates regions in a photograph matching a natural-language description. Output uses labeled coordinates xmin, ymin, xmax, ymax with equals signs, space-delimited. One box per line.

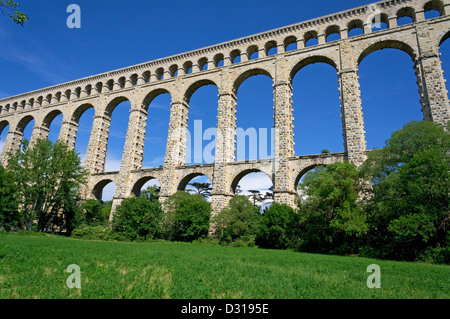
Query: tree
xmin=360 ymin=120 xmax=449 ymax=261
xmin=212 ymin=195 xmax=261 ymax=244
xmin=140 ymin=185 xmax=160 ymax=202
xmin=255 ymin=203 xmax=301 ymax=250
xmin=78 ymin=199 xmax=107 ymax=226
xmin=248 ymin=190 xmax=265 ymax=207
xmin=297 ymin=162 xmax=367 ymax=255
xmin=112 ymin=197 xmax=163 ymax=241
xmin=162 ymin=191 xmax=211 ymax=242
xmin=0 ymin=165 xmax=20 ymax=230
xmin=7 ymin=139 xmax=88 ymax=232
xmin=0 ymin=1 xmax=28 ymax=25
xmin=187 ymin=182 xmax=212 ymax=199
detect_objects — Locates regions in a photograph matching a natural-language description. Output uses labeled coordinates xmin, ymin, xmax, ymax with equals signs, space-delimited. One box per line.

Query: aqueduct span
xmin=0 ymin=0 xmax=449 ymax=218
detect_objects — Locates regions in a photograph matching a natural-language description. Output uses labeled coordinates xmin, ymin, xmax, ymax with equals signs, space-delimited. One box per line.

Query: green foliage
xmin=0 ymin=1 xmax=28 ymax=25
xmin=112 ymin=197 xmax=163 ymax=241
xmin=78 ymin=199 xmax=108 ymax=227
xmin=7 ymin=139 xmax=88 ymax=233
xmin=140 ymin=185 xmax=160 ymax=202
xmin=297 ymin=162 xmax=367 ymax=255
xmin=255 ymin=203 xmax=301 ymax=250
xmin=162 ymin=191 xmax=211 ymax=242
xmin=71 ymin=225 xmax=118 ymax=241
xmin=0 ymin=166 xmax=20 ymax=231
xmin=212 ymin=195 xmax=260 ymax=245
xmin=361 ymin=121 xmax=450 ymax=261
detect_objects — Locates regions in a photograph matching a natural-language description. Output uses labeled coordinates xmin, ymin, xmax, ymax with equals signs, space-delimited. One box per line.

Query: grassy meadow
xmin=0 ymin=232 xmax=448 ymax=299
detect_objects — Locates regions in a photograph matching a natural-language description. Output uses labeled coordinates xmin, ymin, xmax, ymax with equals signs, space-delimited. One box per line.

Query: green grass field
xmin=0 ymin=232 xmax=448 ymax=299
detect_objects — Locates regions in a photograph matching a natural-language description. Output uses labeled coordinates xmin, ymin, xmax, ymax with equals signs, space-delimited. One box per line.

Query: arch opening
xmin=132 ymin=177 xmax=161 ymax=198
xmin=43 ymin=110 xmax=63 ymax=143
xmin=231 ymin=170 xmax=273 ymax=210
xmin=0 ymin=121 xmax=9 ymax=155
xmin=424 ymin=0 xmax=444 ymax=19
xmin=92 ymin=179 xmax=116 ymax=203
xmin=178 ymin=174 xmax=213 ymax=200
xmin=73 ymin=104 xmax=95 ymax=165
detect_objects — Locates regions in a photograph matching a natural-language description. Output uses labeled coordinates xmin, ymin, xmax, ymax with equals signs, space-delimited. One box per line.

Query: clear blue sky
xmin=0 ymin=0 xmax=449 ymax=200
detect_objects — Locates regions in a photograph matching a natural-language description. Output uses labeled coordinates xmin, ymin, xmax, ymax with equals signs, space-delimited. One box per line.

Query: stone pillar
xmin=159 ymin=98 xmax=190 ymax=203
xmin=415 ymin=24 xmax=450 ymax=125
xmin=338 ymin=41 xmax=367 ymax=166
xmin=83 ymin=114 xmax=111 ymax=175
xmin=272 ymin=80 xmax=297 ymax=208
xmin=29 ymin=125 xmax=49 ymax=147
xmin=109 ymin=105 xmax=148 ymax=221
xmin=0 ymin=130 xmax=23 ymax=167
xmin=59 ymin=119 xmax=79 ymax=151
xmin=210 ymin=92 xmax=237 ymax=217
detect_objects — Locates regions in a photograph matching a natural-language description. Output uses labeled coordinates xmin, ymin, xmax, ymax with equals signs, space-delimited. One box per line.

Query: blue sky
xmin=0 ymin=0 xmax=449 ymax=201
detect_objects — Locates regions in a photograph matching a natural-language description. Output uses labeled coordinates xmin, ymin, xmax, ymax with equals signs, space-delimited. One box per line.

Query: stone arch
xmin=230 ymin=49 xmax=241 ymax=64
xmin=424 ymin=0 xmax=445 ymax=16
xmin=92 ymin=179 xmax=115 ymax=202
xmin=357 ymin=39 xmax=417 ymax=66
xmin=233 ymin=68 xmax=273 ymax=94
xmin=438 ymin=30 xmax=450 ymax=46
xmin=265 ymin=40 xmax=278 ymax=55
xmin=105 ymin=96 xmax=130 ymax=117
xmin=131 ymin=176 xmax=161 ymax=197
xmin=230 ymin=168 xmax=273 ymax=195
xmin=247 ymin=45 xmax=259 ymax=60
xmin=294 ymin=164 xmax=326 ymax=188
xmin=213 ymin=53 xmax=225 ymax=67
xmin=16 ymin=115 xmax=35 ymax=133
xmin=42 ymin=109 xmax=63 ymax=129
xmin=396 ymin=6 xmax=416 ymax=24
xmin=143 ymin=88 xmax=172 ymax=111
xmin=72 ymin=103 xmax=95 ymax=123
xmin=184 ymin=79 xmax=218 ymax=104
xmin=304 ymin=30 xmax=319 ymax=46
xmin=0 ymin=120 xmax=9 ymax=135
xmin=290 ymin=55 xmax=338 ymax=82
xmin=325 ymin=25 xmax=341 ymax=42
xmin=348 ymin=19 xmax=365 ymax=37
xmin=177 ymin=172 xmax=213 ymax=192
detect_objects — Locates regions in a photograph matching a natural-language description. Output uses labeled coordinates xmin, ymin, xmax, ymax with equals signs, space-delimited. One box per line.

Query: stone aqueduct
xmin=0 ymin=0 xmax=449 ymax=218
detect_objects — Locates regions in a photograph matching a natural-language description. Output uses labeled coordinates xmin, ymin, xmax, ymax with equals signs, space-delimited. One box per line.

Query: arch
xmin=371 ymin=13 xmax=390 ymax=31
xmin=184 ymin=79 xmax=218 ymax=104
xmin=230 ymin=49 xmax=241 ymax=64
xmin=213 ymin=53 xmax=225 ymax=67
xmin=42 ymin=109 xmax=63 ymax=129
xmin=438 ymin=30 xmax=450 ymax=46
xmin=396 ymin=7 xmax=416 ymax=25
xmin=233 ymin=68 xmax=273 ymax=94
xmin=0 ymin=120 xmax=9 ymax=136
xmin=325 ymin=25 xmax=341 ymax=42
xmin=290 ymin=55 xmax=338 ymax=82
xmin=304 ymin=30 xmax=319 ymax=47
xmin=357 ymin=40 xmax=416 ymax=65
xmin=177 ymin=172 xmax=212 ymax=192
xmin=92 ymin=179 xmax=115 ymax=202
xmin=183 ymin=61 xmax=193 ymax=74
xmin=72 ymin=103 xmax=95 ymax=123
xmin=265 ymin=40 xmax=277 ymax=56
xmin=284 ymin=36 xmax=297 ymax=51
xmin=131 ymin=176 xmax=161 ymax=197
xmin=198 ymin=57 xmax=208 ymax=71
xmin=155 ymin=68 xmax=164 ymax=80
xmin=16 ymin=115 xmax=35 ymax=133
xmin=247 ymin=45 xmax=259 ymax=60
xmin=169 ymin=64 xmax=178 ymax=77
xmin=424 ymin=0 xmax=444 ymax=17
xmin=143 ymin=88 xmax=172 ymax=111
xmin=105 ymin=96 xmax=130 ymax=117
xmin=294 ymin=164 xmax=327 ymax=190
xmin=348 ymin=19 xmax=365 ymax=37
xmin=230 ymin=169 xmax=273 ymax=195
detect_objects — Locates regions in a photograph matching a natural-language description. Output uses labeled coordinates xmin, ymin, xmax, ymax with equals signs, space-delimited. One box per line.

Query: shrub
xmin=162 ymin=191 xmax=211 ymax=242
xmin=111 ymin=197 xmax=163 ymax=241
xmin=255 ymin=203 xmax=301 ymax=250
xmin=71 ymin=225 xmax=117 ymax=241
xmin=212 ymin=195 xmax=260 ymax=245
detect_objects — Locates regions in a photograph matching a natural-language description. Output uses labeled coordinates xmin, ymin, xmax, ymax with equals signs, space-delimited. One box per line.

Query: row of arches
xmin=0 ymin=0 xmax=446 ymax=117
xmin=1 ymin=36 xmax=449 ymax=178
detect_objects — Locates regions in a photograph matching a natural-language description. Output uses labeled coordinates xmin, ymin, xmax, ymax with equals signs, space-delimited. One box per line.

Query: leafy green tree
xmin=112 ymin=197 xmax=163 ymax=241
xmin=0 ymin=1 xmax=28 ymax=25
xmin=79 ymin=199 xmax=107 ymax=226
xmin=297 ymin=162 xmax=367 ymax=255
xmin=248 ymin=190 xmax=265 ymax=207
xmin=7 ymin=139 xmax=88 ymax=232
xmin=140 ymin=185 xmax=160 ymax=202
xmin=255 ymin=203 xmax=301 ymax=250
xmin=361 ymin=121 xmax=449 ymax=261
xmin=162 ymin=191 xmax=211 ymax=242
xmin=212 ymin=195 xmax=261 ymax=244
xmin=0 ymin=165 xmax=20 ymax=230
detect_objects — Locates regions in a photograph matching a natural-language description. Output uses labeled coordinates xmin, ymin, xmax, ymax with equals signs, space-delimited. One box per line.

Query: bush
xmin=212 ymin=195 xmax=260 ymax=245
xmin=162 ymin=191 xmax=211 ymax=242
xmin=111 ymin=197 xmax=163 ymax=241
xmin=71 ymin=225 xmax=118 ymax=241
xmin=418 ymin=244 xmax=450 ymax=265
xmin=255 ymin=203 xmax=301 ymax=250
